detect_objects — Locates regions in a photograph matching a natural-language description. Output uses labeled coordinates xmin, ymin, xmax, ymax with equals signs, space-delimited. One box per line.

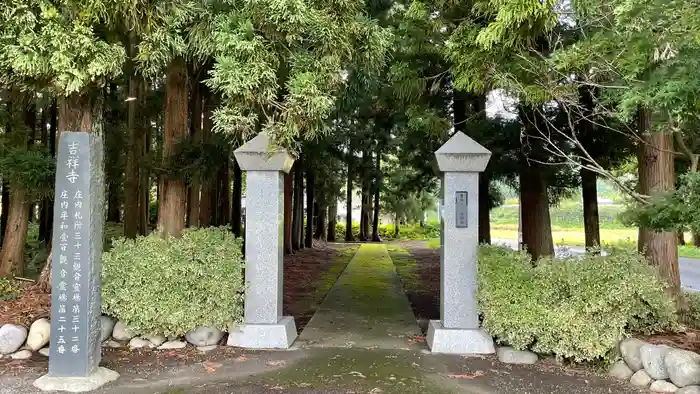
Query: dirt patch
xmin=643 ymin=329 xmax=700 ymax=353
xmin=387 ymin=241 xmax=440 ymax=323
xmin=0 ymin=282 xmax=51 ymax=326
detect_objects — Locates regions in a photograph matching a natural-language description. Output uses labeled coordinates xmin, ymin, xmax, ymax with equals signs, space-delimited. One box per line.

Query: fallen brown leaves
xmin=0 ymin=283 xmax=51 ymax=326
xmin=446 ymin=370 xmax=485 ymax=380
xmin=201 ymin=361 xmax=221 ymax=373
xmin=643 ymin=328 xmax=700 ymax=354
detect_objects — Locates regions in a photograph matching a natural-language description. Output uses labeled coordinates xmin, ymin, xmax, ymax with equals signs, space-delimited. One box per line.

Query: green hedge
xmin=101 ymin=227 xmax=244 ymax=337
xmin=334 ymin=222 xmax=439 ymax=240
xmin=478 ymin=245 xmax=678 ymax=363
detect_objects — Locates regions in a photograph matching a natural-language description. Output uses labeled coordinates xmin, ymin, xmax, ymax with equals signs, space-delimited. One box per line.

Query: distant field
xmin=491 ymin=202 xmax=628 ymax=230
xmin=426 ymin=198 xmax=700 ymax=259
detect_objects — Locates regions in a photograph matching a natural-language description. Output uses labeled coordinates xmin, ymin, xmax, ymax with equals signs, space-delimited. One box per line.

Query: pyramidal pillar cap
xmin=234 ymin=133 xmax=295 ymax=173
xmin=435 ymin=131 xmax=491 ymax=172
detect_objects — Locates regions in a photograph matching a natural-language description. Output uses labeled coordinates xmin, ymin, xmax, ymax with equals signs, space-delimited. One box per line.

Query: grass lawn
xmin=426 ymin=225 xmax=700 ymax=259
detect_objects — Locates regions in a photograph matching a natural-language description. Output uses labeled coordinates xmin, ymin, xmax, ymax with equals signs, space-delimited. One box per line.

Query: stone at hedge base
xmin=427 ymin=131 xmax=495 ymax=355
xmin=227 ymin=133 xmax=297 ymax=349
xmin=34 ymin=132 xmax=119 ymax=392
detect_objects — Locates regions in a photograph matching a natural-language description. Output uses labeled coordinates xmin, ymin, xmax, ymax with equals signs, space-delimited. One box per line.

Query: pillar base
xmin=33 ymin=367 xmax=119 ymax=393
xmin=426 ymin=320 xmax=495 ymax=355
xmin=227 ymin=316 xmax=297 ymax=349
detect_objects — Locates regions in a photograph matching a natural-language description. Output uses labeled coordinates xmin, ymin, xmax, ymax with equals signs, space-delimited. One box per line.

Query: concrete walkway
xmin=295 ymin=243 xmax=423 ymax=350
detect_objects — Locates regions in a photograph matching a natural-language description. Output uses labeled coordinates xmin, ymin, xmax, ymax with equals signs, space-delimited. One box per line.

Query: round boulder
xmin=608 ymin=360 xmax=634 ymax=380
xmin=620 ymin=338 xmax=647 ymax=371
xmin=497 ymin=347 xmax=538 ymax=365
xmin=630 ymin=370 xmax=653 ymax=387
xmin=38 ymin=347 xmax=50 ymax=357
xmin=665 ymin=349 xmax=700 ymax=388
xmin=112 ymin=321 xmax=136 ymax=341
xmin=0 ymin=324 xmax=28 ymax=355
xmin=128 ymin=337 xmax=151 ymax=349
xmin=26 ymin=318 xmax=50 ymax=351
xmin=185 ymin=326 xmax=223 ymax=347
xmin=99 ymin=316 xmax=116 ymax=342
xmin=145 ymin=335 xmax=166 ymax=348
xmin=678 ymin=387 xmax=700 ymax=394
xmin=642 ymin=344 xmax=673 ymax=380
xmin=650 ymin=380 xmax=679 ymax=393
xmin=103 ymin=340 xmax=122 ymax=349
xmin=11 ymin=349 xmax=33 ymax=360
xmin=158 ymin=340 xmax=187 ymax=350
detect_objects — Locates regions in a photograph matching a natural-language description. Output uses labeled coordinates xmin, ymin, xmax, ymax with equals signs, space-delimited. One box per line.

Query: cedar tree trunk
xmin=198 ymin=86 xmax=214 ymax=227
xmin=581 ymin=168 xmax=601 ymax=249
xmin=158 ymin=58 xmax=189 ymax=237
xmin=638 ymin=110 xmax=680 ymax=292
xmin=186 ymin=75 xmax=203 ymax=227
xmin=519 ymin=161 xmax=554 ymax=259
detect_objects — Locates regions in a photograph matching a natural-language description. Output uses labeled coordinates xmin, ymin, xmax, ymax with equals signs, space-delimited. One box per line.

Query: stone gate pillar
xmin=427 ymin=131 xmax=495 ymax=354
xmin=227 ymin=133 xmax=297 ymax=349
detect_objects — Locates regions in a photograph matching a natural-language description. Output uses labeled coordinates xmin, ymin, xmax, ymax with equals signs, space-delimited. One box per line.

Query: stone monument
xmin=427 ymin=131 xmax=495 ymax=354
xmin=227 ymin=133 xmax=297 ymax=349
xmin=34 ymin=132 xmax=119 ymax=392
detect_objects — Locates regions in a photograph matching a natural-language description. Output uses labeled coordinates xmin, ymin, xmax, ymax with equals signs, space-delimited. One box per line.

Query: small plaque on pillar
xmin=455 ymin=191 xmax=468 ymax=228
xmin=35 ymin=132 xmax=118 ymax=392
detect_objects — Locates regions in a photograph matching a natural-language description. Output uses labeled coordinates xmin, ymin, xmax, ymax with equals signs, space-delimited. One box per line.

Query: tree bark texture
xmin=198 ymin=87 xmax=214 ymax=227
xmin=0 ymin=189 xmax=30 ymax=277
xmin=186 ymin=74 xmax=203 ymax=227
xmin=124 ymin=74 xmax=143 ymax=238
xmin=0 ymin=182 xmax=8 ymax=249
xmin=519 ymin=161 xmax=554 ymax=259
xmin=478 ymin=173 xmax=491 ymax=244
xmin=158 ymin=58 xmax=189 ymax=237
xmin=581 ymin=168 xmax=601 ymax=248
xmin=637 ymin=112 xmax=680 ymax=292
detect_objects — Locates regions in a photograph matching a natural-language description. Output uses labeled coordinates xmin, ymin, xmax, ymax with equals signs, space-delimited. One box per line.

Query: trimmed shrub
xmin=683 ymin=291 xmax=700 ymax=329
xmin=478 ymin=245 xmax=678 ymax=363
xmin=101 ymin=227 xmax=244 ymax=337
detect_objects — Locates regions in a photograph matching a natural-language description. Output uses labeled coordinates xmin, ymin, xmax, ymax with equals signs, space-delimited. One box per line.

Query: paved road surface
xmin=491 ymin=239 xmax=700 ymax=292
